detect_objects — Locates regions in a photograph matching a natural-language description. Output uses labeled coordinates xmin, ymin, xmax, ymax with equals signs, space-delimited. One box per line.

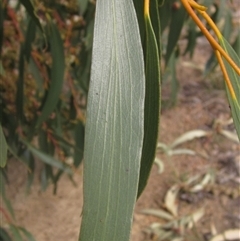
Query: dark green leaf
xmin=24 ymin=150 xmax=35 ymax=192
xmin=0 ymin=125 xmax=8 ymax=167
xmin=159 ymin=0 xmax=175 ymax=33
xmin=0 ymin=1 xmax=4 ymax=57
xmin=19 ymin=0 xmax=43 ymax=32
xmin=19 ymin=227 xmax=36 ymax=241
xmin=52 ymin=170 xmax=63 ymax=194
xmin=9 ymin=225 xmax=24 ymax=241
xmin=16 ymin=45 xmax=25 ymax=123
xmin=169 ymin=51 xmax=179 ymax=106
xmin=36 ymin=22 xmax=65 ymax=128
xmin=24 ymin=18 xmax=36 ymax=61
xmin=184 ymin=21 xmax=197 ymax=57
xmin=74 ymin=122 xmax=84 ymax=167
xmin=79 ymin=0 xmax=145 ymax=239
xmin=0 ymin=227 xmax=12 ymax=241
xmin=137 ymin=5 xmax=161 ymax=197
xmin=133 ymin=0 xmax=145 ymax=44
xmin=150 ymin=0 xmax=161 ymax=54
xmin=165 ymin=2 xmax=186 ymax=65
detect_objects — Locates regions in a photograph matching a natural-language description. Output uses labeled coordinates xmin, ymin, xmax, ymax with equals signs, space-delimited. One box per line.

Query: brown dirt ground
xmin=2 ymin=37 xmax=240 ymax=241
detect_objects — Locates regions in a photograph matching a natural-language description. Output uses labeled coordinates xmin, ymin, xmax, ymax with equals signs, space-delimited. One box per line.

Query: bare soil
xmin=3 ymin=38 xmax=240 ymax=241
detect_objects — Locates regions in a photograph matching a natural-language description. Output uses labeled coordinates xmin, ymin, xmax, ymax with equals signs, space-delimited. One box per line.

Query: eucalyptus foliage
xmin=0 ymin=0 xmax=239 ymax=240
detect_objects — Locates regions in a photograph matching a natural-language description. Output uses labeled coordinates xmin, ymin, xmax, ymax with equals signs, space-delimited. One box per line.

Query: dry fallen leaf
xmin=187 ymin=208 xmax=205 ymax=229
xmin=190 ymin=173 xmax=213 ymax=192
xmin=170 ymin=130 xmax=209 ymax=148
xmin=210 ymin=229 xmax=240 ymax=241
xmin=141 ymin=208 xmax=174 ymax=221
xmin=164 ymin=185 xmax=180 ymax=217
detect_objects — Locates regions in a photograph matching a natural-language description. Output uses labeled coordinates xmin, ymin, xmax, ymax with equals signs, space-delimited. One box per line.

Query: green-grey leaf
xmin=219 ymin=37 xmax=240 ymax=140
xmin=36 ymin=22 xmax=65 ymax=127
xmin=0 ymin=125 xmax=8 ymax=168
xmin=22 ymin=140 xmax=72 ymax=174
xmin=79 ymin=0 xmax=145 ymax=240
xmin=233 ymin=30 xmax=240 ymax=57
xmin=137 ymin=7 xmax=161 ymax=197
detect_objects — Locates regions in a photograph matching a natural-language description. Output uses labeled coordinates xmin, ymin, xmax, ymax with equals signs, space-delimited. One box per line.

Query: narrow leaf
xmin=79 ymin=0 xmax=145 ymax=239
xmin=219 ymin=37 xmax=240 ymax=140
xmin=137 ymin=2 xmax=161 ymax=197
xmin=149 ymin=0 xmax=161 ymax=53
xmin=0 ymin=125 xmax=8 ymax=167
xmin=19 ymin=0 xmax=43 ymax=32
xmin=0 ymin=1 xmax=4 ymax=57
xmin=16 ymin=45 xmax=25 ymax=123
xmin=159 ymin=0 xmax=175 ymax=33
xmin=19 ymin=227 xmax=36 ymax=241
xmin=9 ymin=225 xmax=24 ymax=241
xmin=165 ymin=2 xmax=186 ymax=65
xmin=36 ymin=21 xmax=65 ymax=127
xmin=0 ymin=171 xmax=15 ymax=219
xmin=74 ymin=122 xmax=84 ymax=167
xmin=24 ymin=18 xmax=36 ymax=61
xmin=0 ymin=227 xmax=12 ymax=241
xmin=22 ymin=140 xmax=72 ymax=174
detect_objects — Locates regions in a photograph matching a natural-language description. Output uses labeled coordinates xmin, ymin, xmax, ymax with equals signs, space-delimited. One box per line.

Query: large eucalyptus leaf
xmin=219 ymin=37 xmax=240 ymax=140
xmin=79 ymin=0 xmax=145 ymax=239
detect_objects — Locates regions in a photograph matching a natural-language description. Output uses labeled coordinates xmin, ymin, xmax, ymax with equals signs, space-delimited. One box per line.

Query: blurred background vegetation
xmin=0 ymin=0 xmax=239 ymax=240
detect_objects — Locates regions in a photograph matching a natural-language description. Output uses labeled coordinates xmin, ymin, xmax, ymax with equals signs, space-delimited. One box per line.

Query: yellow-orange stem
xmin=144 ymin=0 xmax=150 ymax=17
xmin=198 ymin=10 xmax=221 ymax=38
xmin=187 ymin=0 xmax=207 ymax=11
xmin=181 ymin=0 xmax=240 ymax=75
xmin=215 ymin=50 xmax=236 ymax=100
